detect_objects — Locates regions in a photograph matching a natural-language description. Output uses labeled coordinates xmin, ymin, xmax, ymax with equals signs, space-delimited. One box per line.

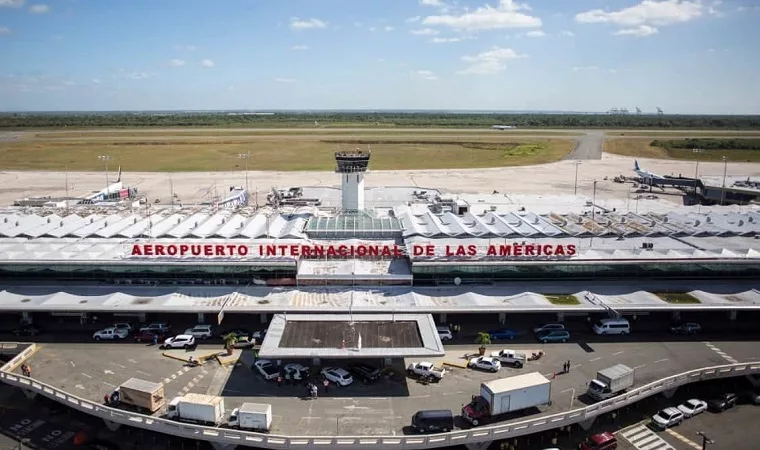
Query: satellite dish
xmin=454 ymin=277 xmax=461 ymax=286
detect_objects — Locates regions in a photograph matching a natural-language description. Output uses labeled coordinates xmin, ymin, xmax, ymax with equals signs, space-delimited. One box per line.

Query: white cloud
xmin=201 ymin=59 xmax=214 ymax=68
xmin=525 ymin=30 xmax=546 ymax=37
xmin=291 ymin=45 xmax=309 ymax=51
xmin=0 ymin=26 xmax=10 ymax=35
xmin=414 ymin=70 xmax=439 ymax=80
xmin=411 ymin=28 xmax=440 ymax=35
xmin=423 ymin=0 xmax=542 ymax=31
xmin=431 ymin=37 xmax=463 ymax=43
xmin=420 ymin=0 xmax=444 ymax=6
xmin=275 ymin=77 xmax=296 ymax=83
xmin=175 ymin=44 xmax=196 ymax=51
xmin=575 ymin=0 xmax=703 ymax=35
xmin=168 ymin=59 xmax=186 ymax=67
xmin=92 ymin=78 xmax=101 ymax=84
xmin=127 ymin=72 xmax=150 ymax=80
xmin=384 ymin=25 xmax=394 ymax=32
xmin=290 ymin=17 xmax=328 ymax=30
xmin=28 ymin=3 xmax=49 ymax=13
xmin=608 ymin=69 xmax=618 ymax=73
xmin=614 ymin=24 xmax=660 ymax=36
xmin=572 ymin=66 xmax=599 ymax=72
xmin=559 ymin=30 xmax=575 ymax=36
xmin=458 ymin=46 xmax=527 ymax=75
xmin=406 ymin=16 xmax=422 ymax=23
xmin=368 ymin=27 xmax=377 ymax=32
xmin=0 ymin=0 xmax=24 ymax=7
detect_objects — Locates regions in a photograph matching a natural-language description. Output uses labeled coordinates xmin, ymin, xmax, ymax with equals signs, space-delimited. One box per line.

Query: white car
xmin=651 ymin=407 xmax=684 ymax=430
xmin=490 ymin=349 xmax=527 ymax=368
xmin=321 ymin=367 xmax=354 ymax=386
xmin=254 ymin=360 xmax=280 ymax=380
xmin=114 ymin=322 xmax=132 ymax=332
xmin=93 ymin=327 xmax=128 ymax=340
xmin=184 ymin=325 xmax=213 ymax=339
xmin=160 ymin=334 xmax=196 ymax=349
xmin=436 ymin=326 xmax=453 ymax=341
xmin=252 ymin=328 xmax=268 ymax=340
xmin=677 ymin=399 xmax=707 ymax=418
xmin=283 ymin=363 xmax=310 ymax=380
xmin=468 ymin=356 xmax=501 ymax=372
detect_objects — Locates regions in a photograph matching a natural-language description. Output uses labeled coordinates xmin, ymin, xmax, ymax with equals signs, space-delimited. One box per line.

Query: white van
xmin=593 ymin=318 xmax=631 ymax=335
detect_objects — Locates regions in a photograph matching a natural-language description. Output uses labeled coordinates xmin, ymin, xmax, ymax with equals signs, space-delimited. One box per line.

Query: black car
xmin=220 ymin=328 xmax=252 ymax=340
xmin=348 ymin=363 xmax=382 ymax=383
xmin=670 ymin=322 xmax=701 ymax=335
xmin=741 ymin=390 xmax=760 ymax=405
xmin=13 ymin=325 xmax=43 ymax=337
xmin=707 ymin=393 xmax=737 ymax=412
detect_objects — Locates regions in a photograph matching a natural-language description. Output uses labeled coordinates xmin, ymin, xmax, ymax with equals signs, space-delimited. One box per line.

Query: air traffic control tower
xmin=335 ymin=149 xmax=370 ymax=211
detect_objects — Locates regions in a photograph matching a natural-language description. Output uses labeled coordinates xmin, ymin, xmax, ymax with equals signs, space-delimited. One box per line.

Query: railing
xmin=2 ymin=344 xmax=759 ymax=449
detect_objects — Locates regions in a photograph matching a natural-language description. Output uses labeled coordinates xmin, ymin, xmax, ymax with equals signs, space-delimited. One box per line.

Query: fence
xmin=2 ymin=343 xmax=759 ymax=449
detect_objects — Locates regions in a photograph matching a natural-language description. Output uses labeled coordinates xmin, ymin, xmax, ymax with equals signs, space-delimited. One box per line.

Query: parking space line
xmin=589 ymin=357 xmax=602 ymax=362
xmin=163 ymin=377 xmax=171 ymax=384
xmin=69 ymin=361 xmax=75 ymax=368
xmin=665 ymin=429 xmax=701 ymax=450
xmin=409 ymin=394 xmax=430 ymax=399
xmin=110 ymin=362 xmax=127 ymax=369
xmin=102 ymin=382 xmax=115 ymax=388
xmin=613 ymin=351 xmax=625 ymax=356
xmin=571 ymin=364 xmax=582 ymax=369
xmin=80 ymin=373 xmax=92 ymax=379
xmin=128 ymin=359 xmax=138 ymax=364
xmin=654 ymin=358 xmax=669 ymax=363
xmin=136 ymin=370 xmax=151 ymax=377
xmin=443 ymin=391 xmax=464 ymax=396
xmin=634 ymin=364 xmax=646 ymax=369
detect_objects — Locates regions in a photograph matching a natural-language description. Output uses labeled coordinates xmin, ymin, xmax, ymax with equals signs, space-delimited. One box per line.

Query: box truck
xmin=227 ymin=402 xmax=272 ymax=432
xmin=462 ymin=372 xmax=552 ymax=426
xmin=110 ymin=378 xmax=166 ymax=413
xmin=587 ymin=364 xmax=635 ymax=401
xmin=166 ymin=393 xmax=225 ymax=426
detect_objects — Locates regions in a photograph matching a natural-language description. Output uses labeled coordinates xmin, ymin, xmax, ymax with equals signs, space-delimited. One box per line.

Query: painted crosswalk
xmin=619 ymin=424 xmax=676 ymax=450
xmin=703 ymin=341 xmax=739 ymax=363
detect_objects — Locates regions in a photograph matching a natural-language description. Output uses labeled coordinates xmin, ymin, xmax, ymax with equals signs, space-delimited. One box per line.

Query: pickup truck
xmin=407 ymin=362 xmax=447 ymax=380
xmin=490 ymin=349 xmax=527 ymax=368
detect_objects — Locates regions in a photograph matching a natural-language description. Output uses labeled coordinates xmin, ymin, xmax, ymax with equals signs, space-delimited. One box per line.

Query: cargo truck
xmin=166 ymin=393 xmax=225 ymax=426
xmin=109 ymin=378 xmax=166 ymax=413
xmin=587 ymin=364 xmax=635 ymax=401
xmin=462 ymin=372 xmax=552 ymax=426
xmin=227 ymin=402 xmax=272 ymax=432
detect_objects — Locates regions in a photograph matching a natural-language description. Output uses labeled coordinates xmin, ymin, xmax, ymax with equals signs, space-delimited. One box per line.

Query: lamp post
xmin=720 ymin=155 xmax=728 ymax=205
xmin=98 ymin=155 xmax=112 ymax=193
xmin=592 ymin=180 xmax=598 ymax=222
xmin=574 ymin=161 xmax=581 ymax=195
xmin=697 ymin=431 xmax=714 ymax=450
xmin=238 ymin=152 xmax=250 ymax=192
xmin=692 ymin=148 xmax=703 ymax=194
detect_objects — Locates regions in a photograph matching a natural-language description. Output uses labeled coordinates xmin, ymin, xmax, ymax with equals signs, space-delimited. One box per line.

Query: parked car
xmin=677 ymin=399 xmax=707 ymax=418
xmin=490 ymin=349 xmax=526 ymax=368
xmin=160 ymin=334 xmax=196 ymax=349
xmin=114 ymin=322 xmax=133 ymax=332
xmin=670 ymin=322 xmax=701 ymax=335
xmin=252 ymin=329 xmax=268 ymax=340
xmin=12 ymin=325 xmax=43 ymax=337
xmin=651 ymin=407 xmax=684 ymax=430
xmin=134 ymin=330 xmax=165 ymax=343
xmin=230 ymin=335 xmax=255 ymax=349
xmin=741 ymin=390 xmax=760 ymax=405
xmin=536 ymin=329 xmax=570 ymax=343
xmin=283 ymin=363 xmax=310 ymax=381
xmin=219 ymin=328 xmax=252 ymax=340
xmin=467 ymin=356 xmax=501 ymax=372
xmin=321 ymin=367 xmax=354 ymax=386
xmin=348 ymin=363 xmax=381 ymax=383
xmin=488 ymin=328 xmax=519 ymax=340
xmin=533 ymin=323 xmax=565 ymax=334
xmin=579 ymin=432 xmax=618 ymax=450
xmin=708 ymin=393 xmax=738 ymax=412
xmin=93 ymin=327 xmax=129 ymax=341
xmin=140 ymin=323 xmax=171 ymax=334
xmin=254 ymin=360 xmax=280 ymax=380
xmin=184 ymin=325 xmax=213 ymax=339
xmin=436 ymin=326 xmax=453 ymax=341
xmin=407 ymin=362 xmax=447 ymax=380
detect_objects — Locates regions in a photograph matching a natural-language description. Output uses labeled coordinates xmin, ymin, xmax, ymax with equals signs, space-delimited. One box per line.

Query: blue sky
xmin=0 ymin=0 xmax=758 ymax=113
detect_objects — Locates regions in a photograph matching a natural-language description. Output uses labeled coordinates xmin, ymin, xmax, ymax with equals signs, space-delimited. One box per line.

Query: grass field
xmin=604 ymin=139 xmax=760 ymax=162
xmin=654 ymin=292 xmax=701 ymax=304
xmin=0 ymin=137 xmax=574 ymax=171
xmin=545 ymin=294 xmax=580 ymax=305
xmin=606 ymin=131 xmax=760 ymax=137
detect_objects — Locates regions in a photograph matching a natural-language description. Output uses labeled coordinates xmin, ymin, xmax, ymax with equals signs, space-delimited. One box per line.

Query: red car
xmin=580 ymin=432 xmax=617 ymax=450
xmin=134 ymin=330 xmax=165 ymax=343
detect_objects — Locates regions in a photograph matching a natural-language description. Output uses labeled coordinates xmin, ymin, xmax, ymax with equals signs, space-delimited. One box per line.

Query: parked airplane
xmin=491 ymin=125 xmax=516 ymax=130
xmin=85 ymin=166 xmax=123 ymax=201
xmin=633 ymin=160 xmax=663 ymax=182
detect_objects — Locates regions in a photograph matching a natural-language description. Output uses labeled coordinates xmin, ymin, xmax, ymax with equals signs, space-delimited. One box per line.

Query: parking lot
xmin=19 ymin=337 xmax=758 ymax=437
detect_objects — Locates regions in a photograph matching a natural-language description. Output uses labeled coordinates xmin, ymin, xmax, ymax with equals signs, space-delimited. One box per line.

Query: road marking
xmin=163 ymin=378 xmax=171 ymax=384
xmin=302 ymin=416 xmax=321 ymax=420
xmin=80 ymin=373 xmax=92 ymax=379
xmin=409 ymin=394 xmax=430 ymax=399
xmin=171 ymin=374 xmax=177 ymax=380
xmin=75 ymin=384 xmax=85 ymax=390
xmin=613 ymin=351 xmax=625 ymax=356
xmin=619 ymin=424 xmax=675 ymax=450
xmin=102 ymin=382 xmax=115 ymax=388
xmin=110 ymin=362 xmax=127 ymax=369
xmin=69 ymin=361 xmax=75 ymax=368
xmin=103 ymin=369 xmax=115 ymax=375
xmin=665 ymin=429 xmax=701 ymax=450
xmin=703 ymin=341 xmax=739 ymax=364
xmin=443 ymin=391 xmax=464 ymax=396
xmin=383 ymin=416 xmax=403 ymax=419
xmin=654 ymin=358 xmax=669 ymax=364
xmin=634 ymin=364 xmax=647 ymax=369
xmin=561 ymin=388 xmax=574 ymax=393
xmin=136 ymin=371 xmax=151 ymax=377
xmin=571 ymin=364 xmax=582 ymax=369
xmin=128 ymin=359 xmax=138 ymax=364
xmin=368 ymin=397 xmax=389 ymax=400
xmin=589 ymin=357 xmax=602 ymax=362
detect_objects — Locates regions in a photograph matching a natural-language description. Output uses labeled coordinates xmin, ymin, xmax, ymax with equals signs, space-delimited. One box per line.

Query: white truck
xmin=462 ymin=372 xmax=552 ymax=426
xmin=490 ymin=349 xmax=527 ymax=368
xmin=407 ymin=361 xmax=447 ymax=380
xmin=587 ymin=364 xmax=635 ymax=401
xmin=227 ymin=402 xmax=272 ymax=432
xmin=167 ymin=393 xmax=225 ymax=426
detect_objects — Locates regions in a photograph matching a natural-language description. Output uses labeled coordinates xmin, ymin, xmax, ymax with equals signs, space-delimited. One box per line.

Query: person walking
xmin=323 ymin=378 xmax=329 ymax=394
xmin=277 ymin=375 xmax=283 ymax=387
xmin=152 ymin=333 xmax=158 ymax=346
xmin=566 ymin=360 xmax=572 ymax=373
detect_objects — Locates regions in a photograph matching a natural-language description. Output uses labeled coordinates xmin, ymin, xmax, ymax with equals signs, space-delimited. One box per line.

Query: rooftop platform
xmin=258 ymin=313 xmax=444 ymax=359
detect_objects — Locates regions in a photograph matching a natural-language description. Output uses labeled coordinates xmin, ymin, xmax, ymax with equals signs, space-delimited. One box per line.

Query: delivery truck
xmin=587 ymin=364 xmax=635 ymax=401
xmin=227 ymin=402 xmax=272 ymax=432
xmin=110 ymin=378 xmax=166 ymax=413
xmin=166 ymin=393 xmax=225 ymax=426
xmin=462 ymin=372 xmax=552 ymax=426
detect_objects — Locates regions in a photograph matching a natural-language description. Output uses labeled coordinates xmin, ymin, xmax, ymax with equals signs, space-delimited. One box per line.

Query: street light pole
xmin=692 ymin=148 xmax=703 ymax=194
xmin=697 ymin=431 xmax=714 ymax=450
xmin=98 ymin=155 xmax=112 ymax=195
xmin=592 ymin=180 xmax=598 ymax=222
xmin=238 ymin=152 xmax=250 ymax=205
xmin=574 ymin=161 xmax=581 ymax=195
xmin=721 ymin=155 xmax=728 ymax=205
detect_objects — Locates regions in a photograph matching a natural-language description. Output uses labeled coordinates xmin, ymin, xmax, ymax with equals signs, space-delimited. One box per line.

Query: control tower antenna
xmin=335 ymin=148 xmax=371 ymax=211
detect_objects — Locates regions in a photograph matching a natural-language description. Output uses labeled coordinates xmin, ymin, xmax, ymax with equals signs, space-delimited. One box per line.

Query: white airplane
xmin=85 ymin=166 xmax=123 ymax=201
xmin=633 ymin=160 xmax=663 ymax=182
xmin=491 ymin=125 xmax=516 ymax=130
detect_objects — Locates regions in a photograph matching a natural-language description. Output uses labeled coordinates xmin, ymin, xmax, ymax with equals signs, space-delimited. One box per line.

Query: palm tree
xmin=475 ymin=332 xmax=491 ymax=356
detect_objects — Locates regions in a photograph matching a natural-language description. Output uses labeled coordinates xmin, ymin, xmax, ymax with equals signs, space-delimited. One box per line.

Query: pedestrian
xmin=567 ymin=360 xmax=571 ymax=373
xmin=323 ymin=379 xmax=329 ymax=393
xmin=277 ymin=376 xmax=283 ymax=387
xmin=285 ymin=372 xmax=291 ymax=385
xmin=103 ymin=394 xmax=110 ymax=404
xmin=153 ymin=334 xmax=158 ymax=346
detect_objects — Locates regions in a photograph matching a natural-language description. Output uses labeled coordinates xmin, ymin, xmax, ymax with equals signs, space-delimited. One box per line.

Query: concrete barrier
xmin=1 ymin=343 xmax=758 ymax=449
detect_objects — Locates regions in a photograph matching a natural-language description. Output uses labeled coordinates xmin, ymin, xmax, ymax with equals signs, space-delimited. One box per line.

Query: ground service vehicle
xmin=411 ymin=409 xmax=454 ymax=433
xmin=111 ymin=378 xmax=166 ymax=413
xmin=580 ymin=432 xmax=618 ymax=450
xmin=587 ymin=364 xmax=635 ymax=401
xmin=227 ymin=402 xmax=272 ymax=431
xmin=462 ymin=372 xmax=552 ymax=426
xmin=167 ymin=393 xmax=225 ymax=426
xmin=407 ymin=362 xmax=446 ymax=380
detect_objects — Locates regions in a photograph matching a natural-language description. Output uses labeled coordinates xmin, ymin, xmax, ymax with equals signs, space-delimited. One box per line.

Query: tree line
xmin=651 ymin=138 xmax=760 ymax=150
xmin=0 ymin=112 xmax=759 ymax=129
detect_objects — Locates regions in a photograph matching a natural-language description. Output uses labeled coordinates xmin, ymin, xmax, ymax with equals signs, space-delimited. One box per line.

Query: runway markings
xmin=703 ymin=342 xmax=739 ymax=364
xmin=619 ymin=423 xmax=675 ymax=450
xmin=665 ymin=428 xmax=701 ymax=450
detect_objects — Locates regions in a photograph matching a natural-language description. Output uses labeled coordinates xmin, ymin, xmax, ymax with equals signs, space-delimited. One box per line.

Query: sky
xmin=0 ymin=0 xmax=759 ymax=113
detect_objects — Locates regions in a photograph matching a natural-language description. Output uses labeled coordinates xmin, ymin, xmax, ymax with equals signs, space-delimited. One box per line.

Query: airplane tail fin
xmin=116 ymin=166 xmax=122 ymax=183
xmin=634 ymin=160 xmax=640 ymax=171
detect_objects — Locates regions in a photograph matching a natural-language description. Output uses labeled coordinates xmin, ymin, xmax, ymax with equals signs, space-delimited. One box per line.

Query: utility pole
xmin=697 ymin=431 xmax=714 ymax=450
xmin=574 ymin=161 xmax=581 ymax=195
xmin=239 ymin=152 xmax=251 ymax=205
xmin=98 ymin=155 xmax=112 ymax=195
xmin=592 ymin=180 xmax=598 ymax=222
xmin=720 ymin=155 xmax=728 ymax=205
xmin=692 ymin=148 xmax=703 ymax=194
